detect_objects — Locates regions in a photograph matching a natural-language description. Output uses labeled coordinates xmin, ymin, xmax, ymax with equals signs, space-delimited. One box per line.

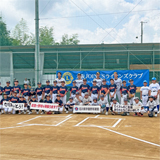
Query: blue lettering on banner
xmin=56 ymin=70 xmax=149 ymax=87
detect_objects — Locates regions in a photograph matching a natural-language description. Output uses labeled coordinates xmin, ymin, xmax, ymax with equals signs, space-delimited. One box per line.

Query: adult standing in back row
xmin=114 ymin=72 xmax=122 ymax=103
xmin=55 ymin=72 xmax=65 ymax=87
xmin=95 ymin=72 xmax=102 ymax=87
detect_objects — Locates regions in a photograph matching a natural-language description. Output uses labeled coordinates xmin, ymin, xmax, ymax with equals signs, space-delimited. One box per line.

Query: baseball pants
xmin=71 ymin=94 xmax=76 ymax=98
xmin=151 ymin=92 xmax=159 ymax=105
xmin=142 ymin=95 xmax=148 ymax=106
xmin=109 ymin=92 xmax=116 ymax=102
xmin=81 ymin=92 xmax=85 ymax=98
xmin=91 ymin=94 xmax=98 ymax=101
xmin=129 ymin=96 xmax=135 ymax=105
xmin=116 ymin=90 xmax=121 ymax=103
xmin=0 ymin=95 xmax=2 ymax=102
xmin=60 ymin=95 xmax=66 ymax=105
xmin=37 ymin=95 xmax=42 ymax=102
xmin=24 ymin=96 xmax=29 ymax=104
xmin=52 ymin=94 xmax=57 ymax=103
xmin=121 ymin=94 xmax=127 ymax=105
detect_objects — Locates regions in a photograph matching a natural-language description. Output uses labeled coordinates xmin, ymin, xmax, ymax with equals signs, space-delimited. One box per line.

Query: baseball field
xmin=0 ymin=113 xmax=159 ymax=160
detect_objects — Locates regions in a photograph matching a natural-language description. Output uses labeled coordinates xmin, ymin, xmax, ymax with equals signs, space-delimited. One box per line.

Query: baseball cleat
xmin=66 ymin=111 xmax=68 ymax=114
xmin=28 ymin=111 xmax=32 ymax=115
xmin=105 ymin=112 xmax=108 ymax=115
xmin=127 ymin=113 xmax=130 ymax=116
xmin=41 ymin=111 xmax=45 ymax=115
xmin=36 ymin=111 xmax=39 ymax=114
xmin=155 ymin=113 xmax=157 ymax=117
xmin=24 ymin=111 xmax=26 ymax=114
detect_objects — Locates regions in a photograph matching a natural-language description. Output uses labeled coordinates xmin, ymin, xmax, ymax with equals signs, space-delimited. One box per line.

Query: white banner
xmin=3 ymin=101 xmax=24 ymax=110
xmin=113 ymin=104 xmax=141 ymax=112
xmin=73 ymin=105 xmax=101 ymax=113
xmin=30 ymin=102 xmax=58 ymax=111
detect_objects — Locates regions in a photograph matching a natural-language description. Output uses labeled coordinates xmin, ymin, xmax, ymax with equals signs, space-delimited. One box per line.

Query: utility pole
xmin=140 ymin=21 xmax=147 ymax=43
xmin=35 ymin=0 xmax=40 ymax=87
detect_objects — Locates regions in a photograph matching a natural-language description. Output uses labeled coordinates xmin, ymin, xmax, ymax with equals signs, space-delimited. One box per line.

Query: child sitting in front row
xmin=65 ymin=97 xmax=75 ymax=113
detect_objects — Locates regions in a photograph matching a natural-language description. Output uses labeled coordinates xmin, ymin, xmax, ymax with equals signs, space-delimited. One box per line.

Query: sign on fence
xmin=3 ymin=101 xmax=24 ymax=110
xmin=30 ymin=102 xmax=58 ymax=111
xmin=113 ymin=104 xmax=141 ymax=112
xmin=73 ymin=105 xmax=101 ymax=113
xmin=57 ymin=70 xmax=149 ymax=87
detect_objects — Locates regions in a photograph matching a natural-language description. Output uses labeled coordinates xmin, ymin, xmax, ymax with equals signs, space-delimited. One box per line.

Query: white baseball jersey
xmin=146 ymin=100 xmax=156 ymax=109
xmin=133 ymin=101 xmax=142 ymax=107
xmin=95 ymin=78 xmax=102 ymax=87
xmin=74 ymin=96 xmax=83 ymax=105
xmin=98 ymin=98 xmax=108 ymax=106
xmin=149 ymin=83 xmax=159 ymax=93
xmin=66 ymin=100 xmax=75 ymax=105
xmin=75 ymin=79 xmax=83 ymax=89
xmin=82 ymin=96 xmax=92 ymax=105
xmin=55 ymin=78 xmax=65 ymax=86
xmin=140 ymin=86 xmax=150 ymax=95
xmin=114 ymin=78 xmax=122 ymax=91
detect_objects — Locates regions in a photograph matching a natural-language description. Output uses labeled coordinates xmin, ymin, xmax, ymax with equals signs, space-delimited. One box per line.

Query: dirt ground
xmin=0 ymin=113 xmax=160 ymax=160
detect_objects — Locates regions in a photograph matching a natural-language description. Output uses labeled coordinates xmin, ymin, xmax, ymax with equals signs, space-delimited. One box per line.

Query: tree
xmin=0 ymin=17 xmax=12 ymax=46
xmin=12 ymin=18 xmax=34 ymax=45
xmin=60 ymin=33 xmax=80 ymax=45
xmin=39 ymin=26 xmax=54 ymax=45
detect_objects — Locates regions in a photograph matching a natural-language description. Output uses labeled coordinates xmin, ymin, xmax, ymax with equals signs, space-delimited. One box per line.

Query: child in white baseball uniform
xmin=0 ymin=92 xmax=10 ymax=114
xmin=110 ymin=98 xmax=119 ymax=115
xmin=74 ymin=92 xmax=83 ymax=105
xmin=114 ymin=72 xmax=122 ymax=103
xmin=133 ymin=97 xmax=143 ymax=116
xmin=140 ymin=80 xmax=149 ymax=109
xmin=149 ymin=77 xmax=159 ymax=112
xmin=82 ymin=92 xmax=92 ymax=105
xmin=98 ymin=94 xmax=109 ymax=115
xmin=145 ymin=96 xmax=158 ymax=117
xmin=65 ymin=97 xmax=75 ymax=113
xmin=121 ymin=98 xmax=130 ymax=116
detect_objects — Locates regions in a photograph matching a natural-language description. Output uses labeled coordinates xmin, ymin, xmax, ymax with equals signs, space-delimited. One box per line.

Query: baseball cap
xmin=93 ymin=79 xmax=97 ymax=82
xmin=124 ymin=98 xmax=128 ymax=101
xmin=24 ymin=83 xmax=28 ymax=85
xmin=46 ymin=94 xmax=50 ymax=97
xmin=102 ymin=79 xmax=106 ymax=82
xmin=69 ymin=97 xmax=73 ymax=99
xmin=149 ymin=96 xmax=154 ymax=99
xmin=112 ymin=98 xmax=117 ymax=101
xmin=134 ymin=97 xmax=139 ymax=100
xmin=84 ymin=92 xmax=89 ymax=95
xmin=14 ymin=79 xmax=19 ymax=82
xmin=100 ymin=95 xmax=104 ymax=98
xmin=30 ymin=88 xmax=34 ymax=92
xmin=53 ymin=80 xmax=57 ymax=83
xmin=77 ymin=73 xmax=81 ymax=75
xmin=72 ymin=80 xmax=76 ymax=83
xmin=61 ymin=80 xmax=65 ymax=83
xmin=83 ymin=78 xmax=87 ymax=81
xmin=32 ymin=95 xmax=36 ymax=99
xmin=46 ymin=80 xmax=50 ymax=83
xmin=3 ymin=92 xmax=7 ymax=95
xmin=56 ymin=94 xmax=61 ymax=97
xmin=152 ymin=77 xmax=156 ymax=81
xmin=14 ymin=91 xmax=18 ymax=93
xmin=122 ymin=80 xmax=126 ymax=83
xmin=76 ymin=92 xmax=79 ymax=95
xmin=6 ymin=81 xmax=10 ymax=83
xmin=129 ymin=79 xmax=133 ymax=82
xmin=93 ymin=97 xmax=97 ymax=100
xmin=19 ymin=94 xmax=24 ymax=98
xmin=143 ymin=80 xmax=147 ymax=83
xmin=37 ymin=82 xmax=41 ymax=84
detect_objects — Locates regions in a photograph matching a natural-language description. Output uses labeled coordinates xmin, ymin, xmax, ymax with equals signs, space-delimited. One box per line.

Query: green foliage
xmin=12 ymin=18 xmax=34 ymax=45
xmin=39 ymin=26 xmax=54 ymax=45
xmin=60 ymin=33 xmax=80 ymax=45
xmin=0 ymin=17 xmax=12 ymax=46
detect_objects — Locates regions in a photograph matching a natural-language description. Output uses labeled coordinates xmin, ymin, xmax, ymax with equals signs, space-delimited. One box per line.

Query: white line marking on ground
xmin=94 ymin=115 xmax=99 ymax=118
xmin=17 ymin=116 xmax=41 ymax=125
xmin=0 ymin=124 xmax=32 ymax=130
xmin=66 ymin=114 xmax=72 ymax=118
xmin=97 ymin=126 xmax=160 ymax=147
xmin=112 ymin=119 xmax=122 ymax=128
xmin=75 ymin=117 xmax=89 ymax=126
xmin=55 ymin=116 xmax=72 ymax=126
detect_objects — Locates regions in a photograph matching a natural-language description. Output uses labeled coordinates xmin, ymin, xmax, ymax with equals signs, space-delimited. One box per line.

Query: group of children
xmin=0 ymin=72 xmax=159 ymax=117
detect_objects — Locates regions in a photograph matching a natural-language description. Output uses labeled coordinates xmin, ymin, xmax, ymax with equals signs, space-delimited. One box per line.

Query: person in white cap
xmin=98 ymin=94 xmax=109 ymax=115
xmin=133 ymin=97 xmax=143 ymax=116
xmin=140 ymin=80 xmax=149 ymax=109
xmin=149 ymin=77 xmax=160 ymax=112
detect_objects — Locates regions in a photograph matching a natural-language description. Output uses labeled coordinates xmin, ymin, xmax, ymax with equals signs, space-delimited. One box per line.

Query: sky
xmin=0 ymin=0 xmax=160 ymax=44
